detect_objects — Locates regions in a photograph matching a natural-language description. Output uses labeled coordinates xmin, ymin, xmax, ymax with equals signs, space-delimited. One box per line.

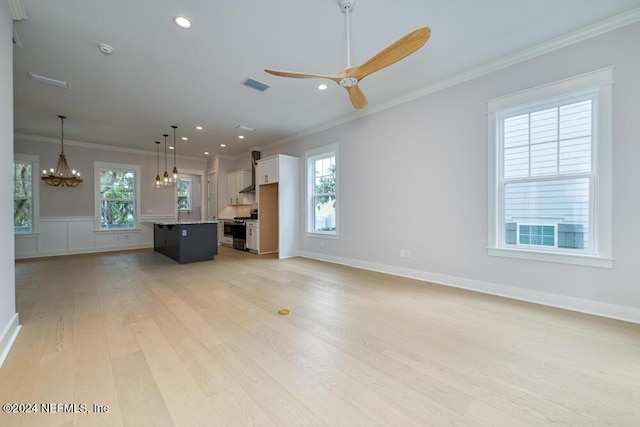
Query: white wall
xmin=272 ymin=22 xmax=640 ymax=323
xmin=0 ymin=3 xmax=20 ymax=367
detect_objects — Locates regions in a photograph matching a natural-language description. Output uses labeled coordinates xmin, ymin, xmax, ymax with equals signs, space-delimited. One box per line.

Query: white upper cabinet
xmin=256 ymin=157 xmax=278 ymax=185
xmin=227 ymin=170 xmax=253 ymax=205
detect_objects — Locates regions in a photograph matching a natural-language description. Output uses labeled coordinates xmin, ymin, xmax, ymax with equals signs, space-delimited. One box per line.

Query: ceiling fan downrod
xmin=339 ymin=0 xmax=358 ymax=87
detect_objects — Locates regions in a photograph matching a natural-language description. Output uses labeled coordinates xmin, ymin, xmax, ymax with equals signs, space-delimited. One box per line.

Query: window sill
xmin=305 ymin=232 xmax=339 ymax=240
xmin=95 ymin=228 xmax=142 ymax=233
xmin=15 ymin=232 xmax=39 ymax=237
xmin=488 ymin=247 xmax=613 ymax=268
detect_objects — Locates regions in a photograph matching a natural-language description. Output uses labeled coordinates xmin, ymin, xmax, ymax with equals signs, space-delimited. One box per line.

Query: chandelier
xmin=41 ymin=115 xmax=83 ymax=187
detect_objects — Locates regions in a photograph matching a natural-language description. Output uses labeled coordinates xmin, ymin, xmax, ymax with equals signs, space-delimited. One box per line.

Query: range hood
xmin=239 ymin=150 xmax=261 ymax=193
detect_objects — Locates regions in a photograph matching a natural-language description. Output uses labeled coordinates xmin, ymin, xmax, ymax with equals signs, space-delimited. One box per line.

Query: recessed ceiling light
xmin=195 ymin=126 xmax=203 ymax=130
xmin=238 ymin=135 xmax=245 ymax=139
xmin=169 ymin=146 xmax=175 ymax=150
xmin=204 ymin=151 xmax=209 ymax=155
xmin=174 ymin=15 xmax=192 ymax=29
xmin=98 ymin=43 xmax=114 ymax=55
xmin=318 ymin=84 xmax=328 ymax=90
xmin=220 ymin=144 xmax=226 ymax=147
xmin=181 ymin=136 xmax=188 ymax=141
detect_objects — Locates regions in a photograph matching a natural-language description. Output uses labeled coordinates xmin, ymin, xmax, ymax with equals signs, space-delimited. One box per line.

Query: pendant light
xmin=171 ymin=125 xmax=179 ymax=180
xmin=162 ymin=133 xmax=172 ymax=186
xmin=41 ymin=115 xmax=83 ymax=187
xmin=153 ymin=141 xmax=162 ymax=188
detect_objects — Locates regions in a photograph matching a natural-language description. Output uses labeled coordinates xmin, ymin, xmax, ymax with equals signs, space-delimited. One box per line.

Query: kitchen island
xmin=153 ymin=221 xmax=218 ymax=264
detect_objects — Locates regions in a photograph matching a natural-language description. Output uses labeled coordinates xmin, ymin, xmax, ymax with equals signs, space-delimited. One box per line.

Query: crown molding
xmin=268 ymin=7 xmax=640 ymax=149
xmin=7 ymin=0 xmax=27 ymax=20
xmin=14 ymin=133 xmax=207 ymax=163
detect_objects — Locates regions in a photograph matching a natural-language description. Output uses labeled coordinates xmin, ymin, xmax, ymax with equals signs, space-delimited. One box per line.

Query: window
xmin=13 ymin=155 xmax=39 ymax=234
xmin=177 ymin=177 xmax=192 ymax=212
xmin=306 ymin=144 xmax=338 ymax=235
xmin=488 ymin=68 xmax=613 ymax=267
xmin=95 ymin=162 xmax=139 ymax=230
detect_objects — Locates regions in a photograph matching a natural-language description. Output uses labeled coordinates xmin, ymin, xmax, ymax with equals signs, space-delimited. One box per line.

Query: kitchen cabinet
xmin=227 ymin=169 xmax=253 ymax=205
xmin=256 ymin=156 xmax=278 ymax=184
xmin=257 ymin=154 xmax=299 ymax=259
xmin=245 ymin=220 xmax=258 ymax=252
xmin=153 ymin=222 xmax=218 ymax=264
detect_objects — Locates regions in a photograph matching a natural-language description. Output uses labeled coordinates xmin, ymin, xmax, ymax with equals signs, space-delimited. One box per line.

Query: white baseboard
xmin=297 ymin=251 xmax=640 ymax=325
xmin=0 ymin=313 xmax=22 ymax=368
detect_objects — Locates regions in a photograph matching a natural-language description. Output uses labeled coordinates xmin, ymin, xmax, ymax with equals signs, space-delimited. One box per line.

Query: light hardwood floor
xmin=2 ymin=247 xmax=640 ymax=426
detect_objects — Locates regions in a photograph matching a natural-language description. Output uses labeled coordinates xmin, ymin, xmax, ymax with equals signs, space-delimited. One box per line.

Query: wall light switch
xmin=182 ymin=230 xmax=187 ymax=237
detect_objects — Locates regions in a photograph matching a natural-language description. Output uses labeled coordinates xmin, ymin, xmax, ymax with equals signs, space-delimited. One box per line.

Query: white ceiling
xmin=11 ymin=0 xmax=640 ymax=159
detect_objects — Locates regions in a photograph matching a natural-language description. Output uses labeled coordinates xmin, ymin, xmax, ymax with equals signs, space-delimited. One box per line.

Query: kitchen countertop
xmin=153 ymin=220 xmax=218 ymax=226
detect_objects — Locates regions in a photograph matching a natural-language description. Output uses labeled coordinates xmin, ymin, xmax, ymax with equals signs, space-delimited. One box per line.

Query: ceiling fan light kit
xmin=265 ymin=0 xmax=430 ymax=110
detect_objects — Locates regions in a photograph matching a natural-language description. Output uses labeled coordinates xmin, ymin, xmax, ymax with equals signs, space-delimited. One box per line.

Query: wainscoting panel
xmin=14 ymin=234 xmax=38 ymax=258
xmin=68 ymin=219 xmax=96 ymax=251
xmin=14 ymin=217 xmax=163 ymax=259
xmin=39 ymin=219 xmax=69 ymax=253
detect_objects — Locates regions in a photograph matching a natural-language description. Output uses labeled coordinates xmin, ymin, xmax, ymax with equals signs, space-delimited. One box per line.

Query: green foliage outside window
xmin=313 ymin=157 xmax=336 ymax=232
xmin=14 ymin=162 xmax=33 ymax=232
xmin=177 ymin=179 xmax=190 ymax=211
xmin=100 ymin=169 xmax=135 ymax=229
xmin=314 ymin=163 xmax=336 ymax=209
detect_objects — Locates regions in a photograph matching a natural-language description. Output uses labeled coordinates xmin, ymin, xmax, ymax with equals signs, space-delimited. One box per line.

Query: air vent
xmin=236 ymin=125 xmax=254 ymax=132
xmin=28 ymin=73 xmax=69 ymax=89
xmin=243 ymin=78 xmax=270 ymax=92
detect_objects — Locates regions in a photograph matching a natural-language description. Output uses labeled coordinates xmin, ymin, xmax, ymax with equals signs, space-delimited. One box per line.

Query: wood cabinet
xmin=227 ymin=170 xmax=253 ymax=205
xmin=257 ymin=155 xmax=299 ymax=258
xmin=256 ymin=156 xmax=278 ymax=185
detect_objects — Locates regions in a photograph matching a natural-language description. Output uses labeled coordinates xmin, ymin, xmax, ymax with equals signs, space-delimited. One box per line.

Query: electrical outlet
xmin=182 ymin=230 xmax=187 ymax=237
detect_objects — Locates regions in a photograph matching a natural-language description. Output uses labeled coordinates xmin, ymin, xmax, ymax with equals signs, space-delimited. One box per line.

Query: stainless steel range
xmin=224 ymin=209 xmax=257 ymax=251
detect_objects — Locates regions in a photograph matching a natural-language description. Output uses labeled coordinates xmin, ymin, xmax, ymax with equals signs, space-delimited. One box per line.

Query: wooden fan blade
xmin=346 ymin=85 xmax=368 ymax=110
xmin=264 ymin=69 xmax=343 ymax=82
xmin=350 ymin=27 xmax=431 ymax=81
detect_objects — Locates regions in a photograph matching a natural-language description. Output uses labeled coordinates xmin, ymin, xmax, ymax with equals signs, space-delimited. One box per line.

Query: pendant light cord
xmin=163 ymin=134 xmax=168 ymax=174
xmin=172 ymin=126 xmax=178 ymax=173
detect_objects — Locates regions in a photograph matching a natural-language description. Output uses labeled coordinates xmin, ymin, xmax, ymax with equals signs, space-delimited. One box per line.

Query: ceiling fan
xmin=264 ymin=0 xmax=431 ymax=110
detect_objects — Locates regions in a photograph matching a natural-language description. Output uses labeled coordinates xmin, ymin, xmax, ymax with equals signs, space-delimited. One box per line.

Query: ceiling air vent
xmin=243 ymin=78 xmax=270 ymax=92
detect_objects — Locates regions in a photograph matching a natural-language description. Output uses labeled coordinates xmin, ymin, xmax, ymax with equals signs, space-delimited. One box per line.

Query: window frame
xmin=487 ymin=68 xmax=613 ymax=268
xmin=305 ymin=143 xmax=339 ymax=238
xmin=13 ymin=154 xmax=39 ymax=234
xmin=94 ymin=161 xmax=140 ymax=231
